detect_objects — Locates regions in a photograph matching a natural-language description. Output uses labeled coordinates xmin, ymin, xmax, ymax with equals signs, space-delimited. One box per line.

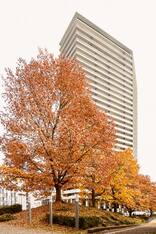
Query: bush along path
xmin=0 ymin=204 xmax=22 ymax=222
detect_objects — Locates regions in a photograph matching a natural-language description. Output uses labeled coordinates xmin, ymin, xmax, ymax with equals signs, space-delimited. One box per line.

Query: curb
xmin=87 ymin=224 xmax=139 ymax=233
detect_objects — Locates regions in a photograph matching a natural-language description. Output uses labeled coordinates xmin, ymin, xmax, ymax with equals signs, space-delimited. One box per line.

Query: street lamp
xmin=75 ymin=193 xmax=79 ymax=229
xmin=28 ymin=193 xmax=32 ymax=224
xmin=49 ymin=188 xmax=53 ymax=227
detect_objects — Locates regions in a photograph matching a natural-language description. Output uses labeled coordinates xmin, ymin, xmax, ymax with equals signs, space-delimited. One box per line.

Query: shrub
xmin=79 ymin=216 xmax=102 ymax=229
xmin=53 ymin=215 xmax=75 ymax=227
xmin=0 ymin=213 xmax=15 ymax=222
xmin=44 ymin=214 xmax=102 ymax=229
xmin=0 ymin=204 xmax=22 ymax=215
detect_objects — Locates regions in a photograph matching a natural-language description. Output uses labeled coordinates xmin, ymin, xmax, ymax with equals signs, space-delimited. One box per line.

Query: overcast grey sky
xmin=0 ymin=0 xmax=156 ymax=181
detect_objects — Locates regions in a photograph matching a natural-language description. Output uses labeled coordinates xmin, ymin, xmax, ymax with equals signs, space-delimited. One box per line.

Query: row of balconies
xmin=76 ymin=46 xmax=133 ymax=82
xmin=93 ymin=99 xmax=133 ymax=125
xmin=76 ymin=40 xmax=133 ymax=75
xmin=86 ymin=73 xmax=133 ymax=105
xmin=76 ymin=35 xmax=133 ymax=72
xmin=92 ymin=91 xmax=133 ymax=117
xmin=76 ymin=51 xmax=133 ymax=88
xmin=78 ymin=59 xmax=133 ymax=97
xmin=76 ymin=20 xmax=132 ymax=61
xmin=94 ymin=104 xmax=134 ymax=135
xmin=87 ymin=75 xmax=133 ymax=103
xmin=91 ymin=85 xmax=133 ymax=109
xmin=116 ymin=140 xmax=133 ymax=148
xmin=76 ymin=26 xmax=133 ymax=67
xmin=116 ymin=132 xmax=133 ymax=142
xmin=77 ymin=54 xmax=133 ymax=92
xmin=75 ymin=40 xmax=134 ymax=78
xmin=92 ymin=94 xmax=133 ymax=120
xmin=115 ymin=123 xmax=133 ymax=134
xmin=60 ymin=22 xmax=76 ymax=52
xmin=90 ymin=83 xmax=133 ymax=110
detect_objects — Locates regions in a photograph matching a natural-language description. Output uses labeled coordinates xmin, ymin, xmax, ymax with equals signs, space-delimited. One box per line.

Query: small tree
xmin=148 ymin=182 xmax=156 ymax=216
xmin=0 ymin=49 xmax=115 ymax=202
xmin=104 ymin=149 xmax=139 ymax=214
xmin=137 ymin=175 xmax=156 ymax=215
xmin=82 ymin=152 xmax=116 ymax=207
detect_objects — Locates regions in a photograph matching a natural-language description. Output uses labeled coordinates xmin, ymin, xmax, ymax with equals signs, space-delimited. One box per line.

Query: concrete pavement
xmin=101 ymin=218 xmax=156 ymax=233
xmin=0 ymin=223 xmax=58 ymax=234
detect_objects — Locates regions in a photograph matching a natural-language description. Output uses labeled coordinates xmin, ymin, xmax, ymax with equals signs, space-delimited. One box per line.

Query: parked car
xmin=132 ymin=211 xmax=150 ymax=216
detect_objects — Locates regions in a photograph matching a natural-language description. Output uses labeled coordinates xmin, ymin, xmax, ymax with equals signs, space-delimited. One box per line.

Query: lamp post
xmin=49 ymin=189 xmax=53 ymax=227
xmin=26 ymin=192 xmax=32 ymax=225
xmin=28 ymin=194 xmax=32 ymax=224
xmin=75 ymin=194 xmax=79 ymax=229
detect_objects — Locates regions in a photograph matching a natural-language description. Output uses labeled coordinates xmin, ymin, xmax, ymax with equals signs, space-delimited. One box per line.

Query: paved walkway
xmin=0 ymin=223 xmax=58 ymax=234
xmin=101 ymin=218 xmax=156 ymax=233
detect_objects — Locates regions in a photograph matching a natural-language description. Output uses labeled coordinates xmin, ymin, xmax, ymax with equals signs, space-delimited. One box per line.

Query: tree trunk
xmin=91 ymin=189 xmax=96 ymax=207
xmin=113 ymin=203 xmax=118 ymax=212
xmin=55 ymin=185 xmax=62 ymax=202
xmin=128 ymin=209 xmax=133 ymax=217
xmin=149 ymin=209 xmax=153 ymax=216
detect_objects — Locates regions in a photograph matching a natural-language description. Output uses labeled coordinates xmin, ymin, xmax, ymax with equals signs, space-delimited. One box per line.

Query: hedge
xmin=0 ymin=213 xmax=15 ymax=222
xmin=0 ymin=204 xmax=22 ymax=215
xmin=45 ymin=214 xmax=102 ymax=229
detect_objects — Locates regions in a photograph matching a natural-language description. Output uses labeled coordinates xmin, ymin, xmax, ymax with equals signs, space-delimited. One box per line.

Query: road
xmin=101 ymin=219 xmax=156 ymax=233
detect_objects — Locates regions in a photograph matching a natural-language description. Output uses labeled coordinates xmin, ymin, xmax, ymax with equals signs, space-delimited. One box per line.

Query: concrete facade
xmin=60 ymin=13 xmax=137 ymax=155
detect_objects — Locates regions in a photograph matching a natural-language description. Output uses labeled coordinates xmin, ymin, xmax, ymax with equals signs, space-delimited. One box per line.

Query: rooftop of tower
xmin=60 ymin=12 xmax=132 ymax=54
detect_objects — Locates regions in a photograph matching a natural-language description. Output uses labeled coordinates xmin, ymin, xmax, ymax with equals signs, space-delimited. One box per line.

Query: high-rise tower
xmin=60 ymin=13 xmax=137 ymax=156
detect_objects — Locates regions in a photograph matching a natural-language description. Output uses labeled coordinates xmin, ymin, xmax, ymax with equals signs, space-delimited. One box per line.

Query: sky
xmin=0 ymin=0 xmax=156 ymax=181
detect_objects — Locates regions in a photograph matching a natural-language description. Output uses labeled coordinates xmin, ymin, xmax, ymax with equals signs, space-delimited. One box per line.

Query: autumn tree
xmin=136 ymin=175 xmax=151 ymax=211
xmin=104 ymin=149 xmax=139 ymax=214
xmin=82 ymin=152 xmax=117 ymax=207
xmin=148 ymin=182 xmax=156 ymax=215
xmin=0 ymin=49 xmax=115 ymax=202
xmin=137 ymin=175 xmax=156 ymax=215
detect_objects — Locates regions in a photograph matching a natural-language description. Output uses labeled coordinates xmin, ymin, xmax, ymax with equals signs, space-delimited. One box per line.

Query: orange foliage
xmin=103 ymin=149 xmax=139 ymax=210
xmin=0 ymin=49 xmax=115 ymax=201
xmin=137 ymin=175 xmax=156 ymax=213
xmin=81 ymin=151 xmax=117 ymax=207
xmin=149 ymin=182 xmax=156 ymax=213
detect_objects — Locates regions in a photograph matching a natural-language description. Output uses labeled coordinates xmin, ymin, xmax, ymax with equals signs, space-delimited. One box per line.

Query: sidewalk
xmin=0 ymin=223 xmax=58 ymax=234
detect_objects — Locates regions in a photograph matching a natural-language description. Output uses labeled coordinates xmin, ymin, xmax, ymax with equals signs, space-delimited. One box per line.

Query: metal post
xmin=11 ymin=191 xmax=13 ymax=205
xmin=0 ymin=189 xmax=1 ymax=206
xmin=5 ymin=190 xmax=9 ymax=206
xmin=49 ymin=189 xmax=53 ymax=226
xmin=14 ymin=191 xmax=17 ymax=204
xmin=75 ymin=194 xmax=79 ymax=229
xmin=28 ymin=200 xmax=32 ymax=224
xmin=27 ymin=193 xmax=32 ymax=225
xmin=2 ymin=189 xmax=5 ymax=206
